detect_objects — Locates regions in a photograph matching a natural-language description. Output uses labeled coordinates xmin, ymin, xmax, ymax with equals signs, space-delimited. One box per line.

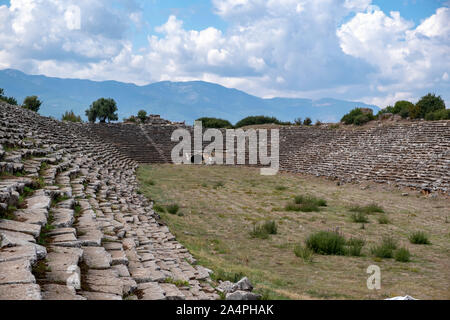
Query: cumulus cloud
xmin=0 ymin=0 xmax=448 ymax=107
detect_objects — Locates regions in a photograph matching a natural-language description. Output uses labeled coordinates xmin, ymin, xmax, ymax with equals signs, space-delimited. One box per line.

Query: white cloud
xmin=0 ymin=0 xmax=448 ymax=108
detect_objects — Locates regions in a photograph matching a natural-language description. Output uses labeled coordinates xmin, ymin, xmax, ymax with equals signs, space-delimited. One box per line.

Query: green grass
xmin=350 ymin=212 xmax=369 ymax=223
xmin=409 ymin=231 xmax=431 ymax=245
xmin=166 ymin=204 xmax=180 ymax=215
xmin=210 ymin=269 xmax=245 ymax=283
xmin=378 ymin=215 xmax=390 ymax=224
xmin=350 ymin=203 xmax=384 ymax=214
xmin=394 ymin=248 xmax=411 ymax=262
xmin=305 ymin=231 xmax=347 ymax=255
xmin=293 ymin=244 xmax=314 ymax=263
xmin=250 ymin=220 xmax=278 ymax=239
xmin=164 ymin=277 xmax=190 ymax=288
xmin=275 ymin=186 xmax=287 ymax=191
xmin=346 ymin=238 xmax=365 ymax=257
xmin=153 ymin=204 xmax=166 ymax=213
xmin=285 ymin=195 xmax=327 ymax=212
xmin=370 ymin=236 xmax=398 ymax=259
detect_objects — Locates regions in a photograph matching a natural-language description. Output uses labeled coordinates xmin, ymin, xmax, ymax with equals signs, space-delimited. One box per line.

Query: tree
xmin=137 ymin=110 xmax=147 ymax=122
xmin=294 ymin=117 xmax=302 ymax=125
xmin=62 ymin=110 xmax=82 ymax=122
xmin=235 ymin=116 xmax=283 ymax=128
xmin=341 ymin=108 xmax=375 ymax=125
xmin=196 ymin=117 xmax=233 ymax=128
xmin=0 ymin=88 xmax=18 ymax=105
xmin=23 ymin=96 xmax=42 ymax=112
xmin=85 ymin=98 xmax=119 ymax=123
xmin=303 ymin=117 xmax=312 ymax=126
xmin=415 ymin=93 xmax=446 ymax=119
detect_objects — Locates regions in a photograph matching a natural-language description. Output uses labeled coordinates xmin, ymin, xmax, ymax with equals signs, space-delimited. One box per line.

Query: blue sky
xmin=0 ymin=0 xmax=448 ymax=107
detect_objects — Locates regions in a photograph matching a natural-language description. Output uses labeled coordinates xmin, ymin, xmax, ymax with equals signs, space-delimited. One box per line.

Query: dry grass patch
xmin=137 ymin=164 xmax=450 ymax=300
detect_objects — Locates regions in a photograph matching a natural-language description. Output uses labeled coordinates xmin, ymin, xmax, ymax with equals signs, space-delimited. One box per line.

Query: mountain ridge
xmin=0 ymin=68 xmax=380 ymax=124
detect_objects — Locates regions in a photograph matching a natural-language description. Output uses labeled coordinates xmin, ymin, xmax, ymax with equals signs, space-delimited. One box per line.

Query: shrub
xmin=23 ymin=96 xmax=42 ymax=112
xmin=262 ymin=220 xmax=277 ymax=235
xmin=409 ymin=231 xmax=431 ymax=245
xmin=196 ymin=117 xmax=233 ymax=129
xmin=415 ymin=93 xmax=446 ymax=119
xmin=0 ymin=88 xmax=18 ymax=105
xmin=275 ymin=185 xmax=287 ymax=191
xmin=294 ymin=244 xmax=314 ymax=262
xmin=306 ymin=231 xmax=346 ymax=255
xmin=294 ymin=117 xmax=302 ymax=125
xmin=303 ymin=117 xmax=312 ymax=126
xmin=394 ymin=248 xmax=411 ymax=262
xmin=166 ymin=204 xmax=180 ymax=215
xmin=378 ymin=215 xmax=390 ymax=224
xmin=341 ymin=108 xmax=375 ymax=125
xmin=62 ymin=110 xmax=82 ymax=122
xmin=85 ymin=98 xmax=118 ymax=123
xmin=370 ymin=236 xmax=398 ymax=259
xmin=350 ymin=212 xmax=369 ymax=223
xmin=235 ymin=116 xmax=284 ymax=128
xmin=424 ymin=108 xmax=450 ymax=121
xmin=153 ymin=204 xmax=165 ymax=213
xmin=137 ymin=110 xmax=147 ymax=122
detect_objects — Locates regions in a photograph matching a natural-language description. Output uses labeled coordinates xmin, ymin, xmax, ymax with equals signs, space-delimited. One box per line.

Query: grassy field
xmin=137 ymin=164 xmax=450 ymax=300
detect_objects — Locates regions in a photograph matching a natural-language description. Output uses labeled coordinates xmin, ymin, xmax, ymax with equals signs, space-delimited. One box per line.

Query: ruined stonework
xmin=0 ymin=102 xmax=218 ymax=300
xmin=86 ymin=121 xmax=450 ymax=194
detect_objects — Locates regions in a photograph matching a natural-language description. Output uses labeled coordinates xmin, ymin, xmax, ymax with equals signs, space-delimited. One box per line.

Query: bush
xmin=294 ymin=117 xmax=302 ymax=125
xmin=415 ymin=93 xmax=446 ymax=119
xmin=137 ymin=110 xmax=147 ymax=122
xmin=196 ymin=117 xmax=233 ymax=128
xmin=250 ymin=220 xmax=277 ymax=239
xmin=294 ymin=244 xmax=314 ymax=262
xmin=424 ymin=109 xmax=450 ymax=121
xmin=341 ymin=108 xmax=375 ymax=125
xmin=153 ymin=204 xmax=165 ymax=213
xmin=409 ymin=231 xmax=431 ymax=245
xmin=85 ymin=98 xmax=118 ymax=123
xmin=350 ymin=212 xmax=369 ymax=223
xmin=166 ymin=204 xmax=180 ymax=215
xmin=306 ymin=231 xmax=346 ymax=255
xmin=394 ymin=248 xmax=411 ymax=262
xmin=303 ymin=118 xmax=312 ymax=126
xmin=0 ymin=88 xmax=18 ymax=105
xmin=235 ymin=116 xmax=285 ymax=128
xmin=62 ymin=110 xmax=82 ymax=122
xmin=23 ymin=96 xmax=42 ymax=112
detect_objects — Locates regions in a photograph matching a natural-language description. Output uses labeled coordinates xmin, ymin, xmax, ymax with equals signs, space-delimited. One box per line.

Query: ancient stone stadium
xmin=0 ymin=101 xmax=449 ymax=300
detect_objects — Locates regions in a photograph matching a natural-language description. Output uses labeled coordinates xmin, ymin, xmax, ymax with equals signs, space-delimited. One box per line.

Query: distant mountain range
xmin=0 ymin=68 xmax=379 ymax=124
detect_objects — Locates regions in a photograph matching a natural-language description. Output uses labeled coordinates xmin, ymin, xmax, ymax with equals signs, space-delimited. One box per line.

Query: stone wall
xmin=0 ymin=102 xmax=218 ymax=300
xmin=85 ymin=121 xmax=450 ymax=194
